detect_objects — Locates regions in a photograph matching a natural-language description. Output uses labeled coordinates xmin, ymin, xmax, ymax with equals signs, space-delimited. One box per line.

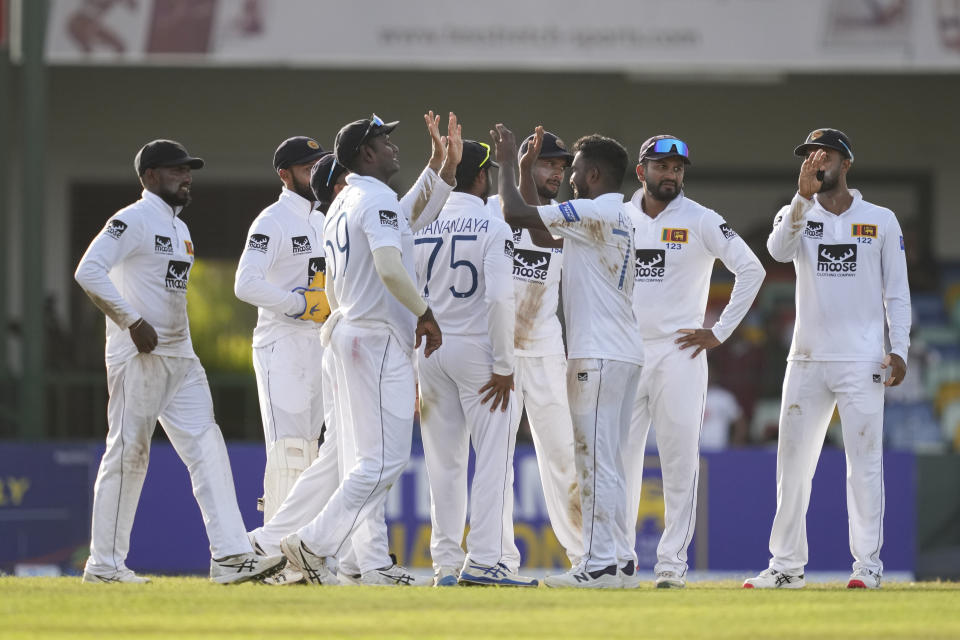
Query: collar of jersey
xmin=141 ymin=189 xmax=183 ymax=218
xmin=345 ymin=172 xmax=396 ymax=196
xmin=812 ymin=188 xmax=862 ymax=216
xmin=279 ymin=187 xmax=314 ymax=217
xmin=445 ymin=191 xmax=488 ymax=210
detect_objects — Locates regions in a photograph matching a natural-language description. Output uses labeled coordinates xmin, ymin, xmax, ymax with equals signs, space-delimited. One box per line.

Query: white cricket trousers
xmin=295 ymin=323 xmax=413 ymax=567
xmin=512 ymin=353 xmax=584 ymax=567
xmin=567 ymin=358 xmax=642 ymax=571
xmin=252 ymin=330 xmax=325 ymax=522
xmin=85 ymin=354 xmax=249 ymax=575
xmin=768 ymin=360 xmax=886 ymax=575
xmin=621 ymin=338 xmax=707 ymax=576
xmin=419 ymin=334 xmax=519 ymax=572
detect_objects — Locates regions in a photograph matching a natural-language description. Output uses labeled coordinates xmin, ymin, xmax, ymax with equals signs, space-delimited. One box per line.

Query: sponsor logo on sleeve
xmin=774 ymin=213 xmax=784 ymax=228
xmin=513 ymin=249 xmax=551 ymax=282
xmin=635 ymin=249 xmax=666 ymax=281
xmin=379 ymin=210 xmax=399 ymax=229
xmin=873 ymin=374 xmax=882 ymax=383
xmin=154 ymin=235 xmax=173 ymax=254
xmin=511 ymin=226 xmax=523 ymax=244
xmin=816 ymin=243 xmax=857 ymax=276
xmin=558 ymin=201 xmax=580 ymax=222
xmin=900 ymin=235 xmax=904 ymax=250
xmin=291 ymin=235 xmax=312 ymax=255
xmin=661 ymin=228 xmax=688 ymax=243
xmin=247 ymin=234 xmax=270 ymax=252
xmin=165 ymin=260 xmax=192 ymax=291
xmin=184 ymin=240 xmax=194 ymax=255
xmin=719 ymin=222 xmax=738 ymax=239
xmin=851 ymin=223 xmax=878 ymax=238
xmin=803 ymin=221 xmax=823 ymax=239
xmin=505 ymin=239 xmax=514 ymax=259
xmin=104 ymin=219 xmax=128 ymax=239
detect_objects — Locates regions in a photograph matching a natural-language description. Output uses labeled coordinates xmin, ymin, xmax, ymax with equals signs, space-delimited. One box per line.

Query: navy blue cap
xmin=274 ymin=136 xmax=327 ymax=171
xmin=135 ymin=139 xmax=204 ymax=176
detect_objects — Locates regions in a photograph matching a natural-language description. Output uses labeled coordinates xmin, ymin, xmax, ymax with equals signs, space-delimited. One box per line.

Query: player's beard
xmin=818 ymin=170 xmax=840 ymax=193
xmin=291 ymin=175 xmax=316 ymax=202
xmin=647 ymin=177 xmax=682 ymax=203
xmin=158 ymin=183 xmax=191 ymax=208
xmin=537 ymin=181 xmax=559 ymax=202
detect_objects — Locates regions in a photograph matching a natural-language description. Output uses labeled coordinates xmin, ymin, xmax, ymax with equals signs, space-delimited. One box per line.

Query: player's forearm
xmin=402 ymin=167 xmax=455 ymax=234
xmin=234 ymin=267 xmax=304 ymax=316
xmin=74 ymin=259 xmax=140 ymax=329
xmin=486 ymin=296 xmax=516 ymax=375
xmin=498 ymin=159 xmax=546 ymax=231
xmin=372 ymin=247 xmax=428 ymax=317
xmin=767 ymin=195 xmax=810 ymax=262
xmin=711 ymin=254 xmax=766 ymax=343
xmin=882 ymin=241 xmax=912 ymax=359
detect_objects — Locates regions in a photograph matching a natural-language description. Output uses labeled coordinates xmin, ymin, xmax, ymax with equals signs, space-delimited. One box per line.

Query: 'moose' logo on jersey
xmin=165 ymin=260 xmax=192 ymax=291
xmin=505 ymin=239 xmax=514 ymax=259
xmin=379 ymin=210 xmax=399 ymax=229
xmin=291 ymin=235 xmax=312 ymax=255
xmin=511 ymin=226 xmax=523 ymax=244
xmin=513 ymin=249 xmax=551 ymax=281
xmin=248 ymin=234 xmax=270 ymax=252
xmin=719 ymin=223 xmax=737 ymax=240
xmin=817 ymin=244 xmax=857 ymax=275
xmin=804 ymin=221 xmax=824 ymax=239
xmin=635 ymin=249 xmax=665 ymax=280
xmin=308 ymin=257 xmax=325 ymax=281
xmin=661 ymin=228 xmax=688 ymax=243
xmin=104 ymin=219 xmax=127 ymax=239
xmin=154 ymin=235 xmax=173 ymax=254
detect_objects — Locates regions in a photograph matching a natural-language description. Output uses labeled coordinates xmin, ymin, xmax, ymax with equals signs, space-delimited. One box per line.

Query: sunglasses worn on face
xmin=651 ymin=138 xmax=689 ymax=158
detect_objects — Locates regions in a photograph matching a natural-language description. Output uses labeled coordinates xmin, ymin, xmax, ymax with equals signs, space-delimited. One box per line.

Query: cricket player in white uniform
xmin=493 ymin=125 xmax=644 ymax=589
xmin=744 ymin=128 xmax=911 ymax=590
xmin=235 ymin=135 xmax=330 ymax=523
xmin=278 ymin=114 xmax=459 ymax=586
xmin=75 ymin=140 xmax=286 ymax=584
xmin=487 ymin=131 xmax=584 ymax=569
xmin=620 ymin=135 xmax=765 ymax=588
xmin=414 ymin=140 xmax=537 ymax=587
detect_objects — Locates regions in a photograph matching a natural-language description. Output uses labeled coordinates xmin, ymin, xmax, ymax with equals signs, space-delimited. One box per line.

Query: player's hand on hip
xmin=675 ymin=328 xmax=720 ymax=358
xmin=519 ymin=125 xmax=544 ymax=173
xmin=797 ymin=149 xmax=827 ymax=204
xmin=881 ymin=353 xmax=908 ymax=387
xmin=479 ymin=373 xmax=514 ymax=413
xmin=490 ymin=124 xmax=518 ymax=167
xmin=415 ymin=307 xmax=443 ymax=358
xmin=128 ymin=317 xmax=158 ymax=353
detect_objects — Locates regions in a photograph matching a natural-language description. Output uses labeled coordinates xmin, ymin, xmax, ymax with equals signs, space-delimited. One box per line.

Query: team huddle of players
xmin=75 ymin=112 xmax=910 ymax=590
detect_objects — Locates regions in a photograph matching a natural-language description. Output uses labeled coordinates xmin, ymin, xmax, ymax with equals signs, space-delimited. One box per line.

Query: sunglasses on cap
xmin=355 ymin=114 xmax=387 ymax=154
xmin=650 ymin=138 xmax=689 ymax=158
xmin=478 ymin=142 xmax=492 ymax=168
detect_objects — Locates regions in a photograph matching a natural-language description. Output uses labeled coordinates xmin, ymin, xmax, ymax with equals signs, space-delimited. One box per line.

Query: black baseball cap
xmin=334 ymin=114 xmax=399 ymax=168
xmin=135 ymin=139 xmax=204 ymax=176
xmin=794 ymin=128 xmax=855 ymax=162
xmin=310 ymin=152 xmax=349 ymax=204
xmin=456 ymin=140 xmax=498 ymax=186
xmin=519 ymin=131 xmax=573 ymax=166
xmin=638 ymin=135 xmax=691 ymax=165
xmin=274 ymin=136 xmax=327 ymax=171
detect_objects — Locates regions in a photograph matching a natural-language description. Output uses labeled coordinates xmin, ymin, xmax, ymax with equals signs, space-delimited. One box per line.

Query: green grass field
xmin=2 ymin=577 xmax=959 ymax=639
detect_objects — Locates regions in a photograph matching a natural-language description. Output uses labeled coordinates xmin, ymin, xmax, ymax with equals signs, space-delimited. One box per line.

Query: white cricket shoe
xmin=361 ymin=560 xmax=428 ymax=586
xmin=261 ymin=567 xmax=306 ymax=585
xmin=743 ymin=568 xmax=805 ymax=589
xmin=210 ymin=552 xmax=286 ymax=584
xmin=847 ymin=567 xmax=881 ymax=589
xmin=279 ymin=534 xmax=339 ymax=585
xmin=337 ymin=569 xmax=362 ymax=586
xmin=458 ymin=561 xmax=538 ymax=587
xmin=654 ymin=570 xmax=686 ymax=589
xmin=544 ymin=563 xmax=622 ymax=589
xmin=434 ymin=566 xmax=460 ymax=587
xmin=82 ymin=569 xmax=151 ymax=584
xmin=619 ymin=561 xmax=642 ymax=589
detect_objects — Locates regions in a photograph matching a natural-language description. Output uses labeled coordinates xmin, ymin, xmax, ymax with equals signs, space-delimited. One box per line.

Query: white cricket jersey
xmin=323 ymin=170 xmax=453 ymax=352
xmin=767 ymin=189 xmax=911 ymax=362
xmin=414 ymin=192 xmax=515 ymax=375
xmin=537 ymin=193 xmax=644 ymax=365
xmin=74 ymin=189 xmax=197 ymax=365
xmin=626 ymin=191 xmax=765 ymax=343
xmin=234 ymin=188 xmax=327 ymax=347
xmin=487 ymin=194 xmax=564 ymax=357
